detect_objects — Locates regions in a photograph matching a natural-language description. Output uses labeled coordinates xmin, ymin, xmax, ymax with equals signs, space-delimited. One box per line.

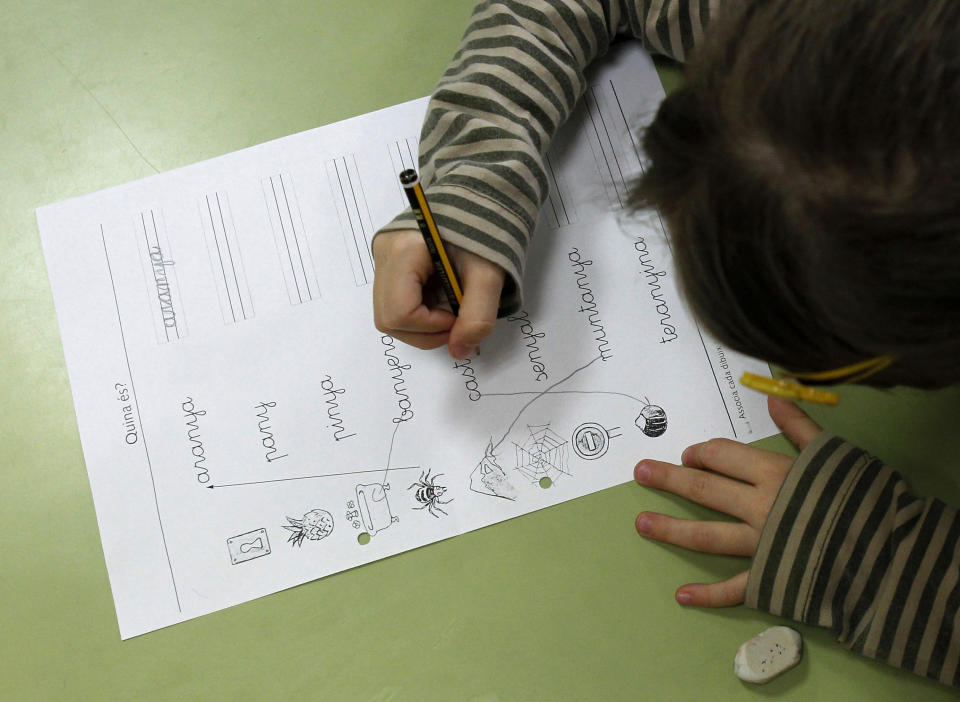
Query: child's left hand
xmin=633 ymin=396 xmax=822 ymax=607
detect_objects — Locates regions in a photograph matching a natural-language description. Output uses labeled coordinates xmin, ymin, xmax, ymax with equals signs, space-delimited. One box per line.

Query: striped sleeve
xmin=375 ymin=0 xmax=719 ymax=315
xmin=746 ymin=431 xmax=960 ymax=688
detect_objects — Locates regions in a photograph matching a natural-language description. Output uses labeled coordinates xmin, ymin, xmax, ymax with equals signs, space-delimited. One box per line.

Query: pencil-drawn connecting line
xmin=199 ymin=191 xmax=254 ymax=324
xmin=260 ymin=172 xmax=320 ymax=304
xmin=582 ymin=80 xmax=643 ymax=209
xmin=492 ymin=356 xmax=602 ymax=452
xmin=544 ymin=153 xmax=578 ymax=228
xmin=469 ymin=358 xmax=669 ymax=500
xmin=487 ymin=387 xmax=669 ymax=441
xmin=388 ymin=137 xmax=419 ymax=207
xmin=135 ymin=207 xmax=188 ymax=344
xmin=326 ymin=155 xmax=376 ymax=286
xmin=204 ymin=464 xmax=421 ymax=489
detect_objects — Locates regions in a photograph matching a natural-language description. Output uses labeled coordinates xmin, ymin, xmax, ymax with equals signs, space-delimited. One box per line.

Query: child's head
xmin=633 ymin=0 xmax=960 ymax=388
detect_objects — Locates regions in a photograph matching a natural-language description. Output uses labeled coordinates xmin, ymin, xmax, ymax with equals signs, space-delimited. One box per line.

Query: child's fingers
xmin=635 ymin=512 xmax=757 ymax=556
xmin=386 ymin=328 xmax=451 ymax=351
xmin=447 ymin=251 xmax=504 ymax=359
xmin=634 ymin=459 xmax=756 ymax=522
xmin=768 ymin=396 xmax=822 ymax=450
xmin=675 ymin=571 xmax=749 ymax=608
xmin=372 ymin=230 xmax=457 ymax=338
xmin=680 ymin=438 xmax=792 ymax=484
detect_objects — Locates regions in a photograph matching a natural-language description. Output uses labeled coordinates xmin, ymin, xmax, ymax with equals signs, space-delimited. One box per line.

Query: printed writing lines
xmin=544 ymin=153 xmax=577 ymax=228
xmin=261 ymin=173 xmax=319 ymax=305
xmin=389 ymin=137 xmax=418 ymax=207
xmin=201 ymin=191 xmax=253 ymax=324
xmin=327 ymin=155 xmax=375 ymax=287
xmin=583 ymin=81 xmax=641 ymax=209
xmin=137 ymin=207 xmax=187 ymax=345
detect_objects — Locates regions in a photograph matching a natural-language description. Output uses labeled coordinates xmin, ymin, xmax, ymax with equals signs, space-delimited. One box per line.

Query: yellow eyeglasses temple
xmin=740 ymin=372 xmax=841 ymax=405
xmin=739 ymin=355 xmax=893 ymax=406
xmin=786 ymin=355 xmax=894 ymax=383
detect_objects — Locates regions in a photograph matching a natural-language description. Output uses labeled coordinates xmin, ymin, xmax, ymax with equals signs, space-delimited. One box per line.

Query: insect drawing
xmin=408 ymin=469 xmax=452 ymax=518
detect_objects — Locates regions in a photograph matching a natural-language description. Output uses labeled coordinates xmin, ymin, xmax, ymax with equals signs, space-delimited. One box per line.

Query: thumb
xmin=448 ymin=263 xmax=503 ymax=359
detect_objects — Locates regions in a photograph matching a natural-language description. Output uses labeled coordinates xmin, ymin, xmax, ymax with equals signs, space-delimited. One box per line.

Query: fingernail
xmin=451 ymin=344 xmax=474 ymax=359
xmin=680 ymin=446 xmax=692 ymax=465
xmin=634 ymin=462 xmax=651 ymax=484
xmin=636 ymin=515 xmax=652 ymax=534
xmin=676 ymin=591 xmax=693 ymax=605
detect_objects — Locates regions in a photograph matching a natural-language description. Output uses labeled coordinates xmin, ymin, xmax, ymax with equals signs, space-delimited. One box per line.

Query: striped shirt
xmin=377 ymin=2 xmax=960 ymax=687
xmin=748 ymin=432 xmax=960 ymax=687
xmin=377 ymin=0 xmax=716 ymax=314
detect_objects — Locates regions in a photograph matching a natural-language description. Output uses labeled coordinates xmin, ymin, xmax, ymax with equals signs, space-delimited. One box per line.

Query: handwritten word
xmin=115 ymin=382 xmax=138 ymax=445
xmin=634 ymin=236 xmax=678 ymax=344
xmin=568 ymin=247 xmax=613 ymax=361
xmin=506 ymin=310 xmax=548 ymax=381
xmin=321 ymin=375 xmax=356 ymax=441
xmin=453 ymin=357 xmax=482 ymax=401
xmin=182 ymin=397 xmax=210 ymax=484
xmin=381 ymin=335 xmax=414 ymax=423
xmin=149 ymin=246 xmax=177 ymax=329
xmin=255 ymin=401 xmax=288 ymax=462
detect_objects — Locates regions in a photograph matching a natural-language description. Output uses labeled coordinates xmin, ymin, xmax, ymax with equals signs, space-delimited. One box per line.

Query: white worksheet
xmin=38 ymin=43 xmax=777 ymax=638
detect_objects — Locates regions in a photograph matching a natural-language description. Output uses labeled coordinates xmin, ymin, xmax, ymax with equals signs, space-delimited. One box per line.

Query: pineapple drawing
xmin=283 ymin=508 xmax=334 ymax=547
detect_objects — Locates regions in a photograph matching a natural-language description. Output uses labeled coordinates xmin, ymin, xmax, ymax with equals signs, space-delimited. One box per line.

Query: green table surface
xmin=3 ymin=2 xmax=960 ymax=700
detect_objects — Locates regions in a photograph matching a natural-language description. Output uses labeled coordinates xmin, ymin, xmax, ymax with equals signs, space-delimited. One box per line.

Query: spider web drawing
xmin=513 ymin=424 xmax=570 ymax=483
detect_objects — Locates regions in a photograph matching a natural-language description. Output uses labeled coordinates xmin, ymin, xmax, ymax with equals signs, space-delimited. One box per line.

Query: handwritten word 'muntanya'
xmin=568 ymin=247 xmax=613 ymax=361
xmin=634 ymin=236 xmax=678 ymax=344
xmin=381 ymin=335 xmax=414 ymax=423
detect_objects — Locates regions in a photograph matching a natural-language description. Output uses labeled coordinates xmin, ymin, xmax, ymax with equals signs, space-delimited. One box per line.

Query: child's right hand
xmin=372 ymin=229 xmax=505 ymax=359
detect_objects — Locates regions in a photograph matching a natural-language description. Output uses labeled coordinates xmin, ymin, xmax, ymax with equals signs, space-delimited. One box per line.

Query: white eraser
xmin=733 ymin=626 xmax=803 ymax=683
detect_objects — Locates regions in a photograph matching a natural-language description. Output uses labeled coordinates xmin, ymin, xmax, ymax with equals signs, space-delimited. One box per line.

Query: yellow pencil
xmin=399 ymin=169 xmax=463 ymax=315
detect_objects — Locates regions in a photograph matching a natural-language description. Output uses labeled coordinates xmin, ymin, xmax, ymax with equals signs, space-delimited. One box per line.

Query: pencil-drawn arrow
xmin=206 ymin=465 xmax=421 ymax=489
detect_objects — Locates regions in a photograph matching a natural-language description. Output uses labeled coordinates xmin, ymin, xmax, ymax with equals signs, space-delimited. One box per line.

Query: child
xmin=372 ymin=0 xmax=960 ymax=687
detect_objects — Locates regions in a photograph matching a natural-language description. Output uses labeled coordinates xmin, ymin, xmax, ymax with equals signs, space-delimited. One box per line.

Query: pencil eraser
xmin=733 ymin=626 xmax=802 ymax=684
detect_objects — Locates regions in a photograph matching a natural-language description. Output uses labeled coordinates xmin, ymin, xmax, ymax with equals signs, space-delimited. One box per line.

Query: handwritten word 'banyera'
xmin=634 ymin=236 xmax=678 ymax=344
xmin=568 ymin=247 xmax=612 ymax=361
xmin=381 ymin=335 xmax=414 ymax=423
xmin=506 ymin=310 xmax=548 ymax=381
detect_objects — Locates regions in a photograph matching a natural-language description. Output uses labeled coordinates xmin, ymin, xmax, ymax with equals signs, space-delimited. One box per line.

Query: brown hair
xmin=632 ymin=0 xmax=960 ymax=388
